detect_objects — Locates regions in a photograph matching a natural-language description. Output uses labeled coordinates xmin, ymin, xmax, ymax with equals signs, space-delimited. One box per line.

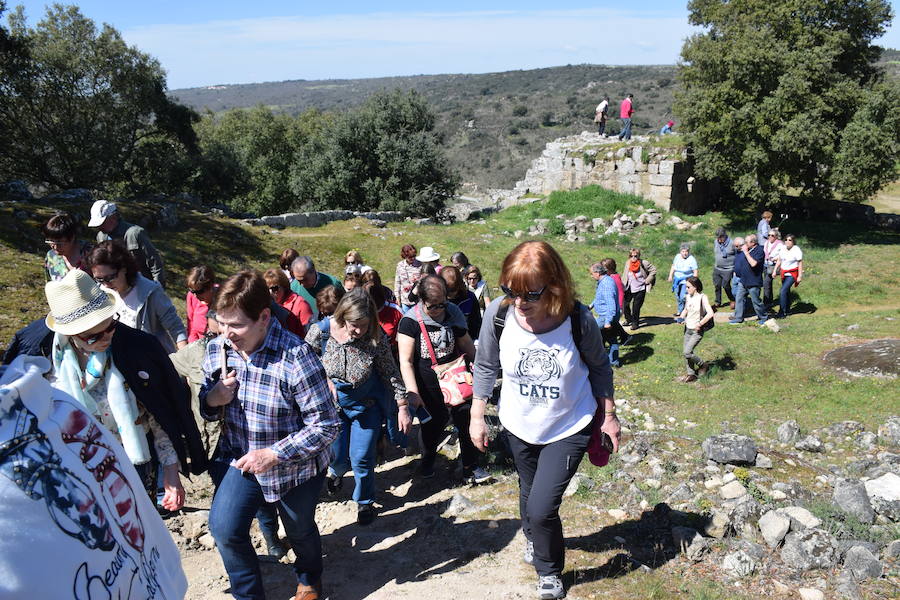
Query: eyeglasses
xmin=76 ymin=318 xmax=118 ymax=344
xmin=424 ymin=302 xmax=447 ymax=311
xmin=500 ymin=284 xmax=546 ymax=303
xmin=94 ymin=270 xmax=120 ymax=285
xmin=268 ymin=285 xmax=280 ymax=293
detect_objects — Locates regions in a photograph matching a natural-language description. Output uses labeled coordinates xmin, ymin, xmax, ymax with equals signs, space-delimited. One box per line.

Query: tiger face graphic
xmin=514 ymin=348 xmax=562 ymax=383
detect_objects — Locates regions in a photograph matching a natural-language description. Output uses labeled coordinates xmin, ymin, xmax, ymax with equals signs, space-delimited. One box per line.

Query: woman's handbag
xmin=415 ymin=306 xmax=473 ymax=407
xmin=587 ymin=410 xmax=614 ymax=467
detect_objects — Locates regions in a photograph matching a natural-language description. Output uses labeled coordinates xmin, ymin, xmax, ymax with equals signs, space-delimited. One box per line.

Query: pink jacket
xmin=611 ymin=274 xmax=625 ymax=310
xmin=620 ymin=98 xmax=633 ymax=119
xmin=186 ymin=291 xmax=209 ymax=342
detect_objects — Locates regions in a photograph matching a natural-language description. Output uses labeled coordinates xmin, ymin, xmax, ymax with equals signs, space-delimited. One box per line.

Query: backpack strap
xmin=494 ymin=300 xmax=587 ymax=364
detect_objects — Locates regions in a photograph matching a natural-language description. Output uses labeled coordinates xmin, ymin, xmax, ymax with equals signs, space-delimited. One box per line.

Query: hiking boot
xmin=325 ymin=473 xmax=342 ymax=497
xmin=357 ymin=503 xmax=376 ymax=526
xmin=523 ymin=538 xmax=535 ymax=565
xmin=537 ymin=575 xmax=566 ymax=599
xmin=464 ymin=466 xmax=493 ymax=485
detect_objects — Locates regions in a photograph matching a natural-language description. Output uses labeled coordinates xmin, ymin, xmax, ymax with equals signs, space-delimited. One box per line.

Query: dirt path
xmin=176 ymin=452 xmax=535 ymax=600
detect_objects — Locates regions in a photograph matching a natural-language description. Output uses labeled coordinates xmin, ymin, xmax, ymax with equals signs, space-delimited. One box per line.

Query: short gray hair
xmin=679 ymin=242 xmax=691 ymax=251
xmin=291 ymin=256 xmax=315 ymax=273
xmin=746 ymin=233 xmax=758 ymax=245
xmin=733 ymin=236 xmax=744 ymax=245
xmin=590 ymin=262 xmax=606 ymax=275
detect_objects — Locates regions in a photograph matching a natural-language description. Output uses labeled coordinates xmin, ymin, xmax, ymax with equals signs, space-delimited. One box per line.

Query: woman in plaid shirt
xmin=200 ymin=270 xmax=339 ymax=600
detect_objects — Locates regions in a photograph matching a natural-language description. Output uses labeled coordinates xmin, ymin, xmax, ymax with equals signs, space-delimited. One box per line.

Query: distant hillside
xmin=172 ymin=64 xmax=678 ymax=189
xmin=171 ymin=51 xmax=898 ymax=190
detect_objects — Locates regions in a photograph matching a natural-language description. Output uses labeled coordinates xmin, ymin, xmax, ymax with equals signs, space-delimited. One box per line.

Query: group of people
xmin=3 ymin=197 xmax=807 ymax=599
xmin=594 ymin=94 xmax=674 ymax=140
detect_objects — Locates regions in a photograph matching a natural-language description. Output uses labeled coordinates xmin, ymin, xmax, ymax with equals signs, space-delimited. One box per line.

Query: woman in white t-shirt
xmin=772 ymin=234 xmax=804 ymax=318
xmin=470 ymin=241 xmax=616 ymax=600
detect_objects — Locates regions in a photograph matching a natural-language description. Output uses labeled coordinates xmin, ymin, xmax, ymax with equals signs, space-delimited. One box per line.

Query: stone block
xmin=659 ymin=160 xmax=676 ymax=174
xmin=649 ymin=173 xmax=672 ymax=186
xmin=619 ymin=158 xmax=635 ymax=175
xmin=282 ymin=213 xmax=308 ymax=227
xmin=648 ymin=162 xmax=659 ymax=174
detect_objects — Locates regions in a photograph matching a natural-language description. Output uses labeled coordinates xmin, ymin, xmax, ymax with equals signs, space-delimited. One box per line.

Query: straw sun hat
xmin=45 ymin=269 xmax=117 ymax=336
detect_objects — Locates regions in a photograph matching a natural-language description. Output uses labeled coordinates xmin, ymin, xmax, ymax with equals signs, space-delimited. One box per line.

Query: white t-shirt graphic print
xmin=498 ymin=311 xmax=596 ymax=444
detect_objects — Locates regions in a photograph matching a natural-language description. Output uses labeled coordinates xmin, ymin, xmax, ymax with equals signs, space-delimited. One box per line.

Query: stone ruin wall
xmin=500 ymin=133 xmax=716 ymax=215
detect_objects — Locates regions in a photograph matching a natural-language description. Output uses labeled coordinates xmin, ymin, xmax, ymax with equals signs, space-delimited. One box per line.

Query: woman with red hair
xmin=471 ymin=241 xmax=617 ymax=600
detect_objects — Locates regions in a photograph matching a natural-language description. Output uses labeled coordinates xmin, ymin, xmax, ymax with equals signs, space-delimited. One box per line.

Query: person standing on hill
xmin=591 ymin=262 xmax=622 ymax=368
xmin=622 ymin=248 xmax=656 ymax=331
xmin=712 ymin=227 xmax=736 ymax=308
xmin=617 ymin=94 xmax=634 ymax=141
xmin=89 ymin=200 xmax=167 ymax=287
xmin=594 ymin=96 xmax=609 ymax=137
xmin=291 ymin=256 xmax=342 ymax=321
xmin=729 ymin=234 xmax=767 ymax=325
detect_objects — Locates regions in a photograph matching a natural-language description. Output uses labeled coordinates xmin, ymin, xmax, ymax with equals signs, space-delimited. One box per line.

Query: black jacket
xmin=110 ymin=323 xmax=207 ymax=476
xmin=3 ymin=318 xmax=54 ymax=365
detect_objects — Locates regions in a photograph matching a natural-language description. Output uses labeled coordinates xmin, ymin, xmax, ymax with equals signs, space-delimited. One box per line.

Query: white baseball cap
xmin=88 ymin=199 xmax=117 ymax=227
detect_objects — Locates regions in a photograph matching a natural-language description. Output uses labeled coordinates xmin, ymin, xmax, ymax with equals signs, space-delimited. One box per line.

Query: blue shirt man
xmin=730 ymin=234 xmax=768 ymax=324
xmin=591 ymin=263 xmax=621 ymax=366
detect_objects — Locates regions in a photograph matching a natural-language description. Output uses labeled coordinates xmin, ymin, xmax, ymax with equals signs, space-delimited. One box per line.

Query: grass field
xmin=2 ymin=186 xmax=898 ymax=439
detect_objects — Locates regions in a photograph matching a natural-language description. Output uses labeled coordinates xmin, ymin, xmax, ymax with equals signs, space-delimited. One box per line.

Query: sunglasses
xmin=500 ymin=284 xmax=546 ymax=303
xmin=94 ymin=270 xmax=120 ymax=285
xmin=267 ymin=285 xmax=280 ymax=293
xmin=424 ymin=302 xmax=447 ymax=311
xmin=76 ymin=318 xmax=118 ymax=344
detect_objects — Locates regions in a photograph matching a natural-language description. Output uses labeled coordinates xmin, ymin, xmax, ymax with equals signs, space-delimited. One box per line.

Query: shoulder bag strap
xmin=493 ymin=302 xmax=510 ymax=341
xmin=415 ymin=305 xmax=440 ymax=367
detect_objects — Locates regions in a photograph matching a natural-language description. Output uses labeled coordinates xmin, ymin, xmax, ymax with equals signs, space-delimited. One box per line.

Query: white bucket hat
xmin=45 ymin=269 xmax=117 ymax=336
xmin=88 ymin=199 xmax=117 ymax=227
xmin=416 ymin=246 xmax=440 ymax=262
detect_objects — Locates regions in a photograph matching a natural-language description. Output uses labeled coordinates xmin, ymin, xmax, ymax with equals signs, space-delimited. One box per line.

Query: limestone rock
xmin=855 ymin=432 xmax=877 ymax=451
xmin=843 ymin=545 xmax=882 ymax=580
xmin=722 ymin=549 xmax=757 ymax=577
xmin=824 ymin=421 xmax=865 ymax=439
xmin=832 ymin=478 xmax=875 ymax=524
xmin=198 ymin=533 xmax=217 ymax=550
xmin=702 ymin=434 xmax=758 ymax=465
xmin=797 ymin=589 xmax=825 ymax=600
xmin=884 ymin=539 xmax=900 ymax=558
xmin=564 ymin=473 xmax=595 ymax=497
xmin=864 ymin=472 xmax=900 ymax=520
xmin=835 ymin=575 xmax=863 ymax=600
xmin=778 ymin=506 xmax=822 ymax=530
xmin=777 ymin=420 xmax=802 ymax=444
xmin=755 ymin=454 xmax=773 ymax=469
xmin=878 ymin=416 xmax=900 ymax=447
xmin=446 ymin=493 xmax=477 ymax=516
xmin=759 ymin=510 xmax=791 ymax=548
xmin=780 ymin=529 xmax=837 ymax=571
xmin=703 ymin=509 xmax=732 ymax=539
xmin=671 ymin=526 xmax=710 ymax=562
xmin=795 ymin=435 xmax=825 ymax=453
xmin=720 ymin=480 xmax=748 ymax=500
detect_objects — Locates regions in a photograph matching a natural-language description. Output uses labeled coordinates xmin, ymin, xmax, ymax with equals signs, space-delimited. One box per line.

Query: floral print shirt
xmin=44 ymin=241 xmax=92 ymax=281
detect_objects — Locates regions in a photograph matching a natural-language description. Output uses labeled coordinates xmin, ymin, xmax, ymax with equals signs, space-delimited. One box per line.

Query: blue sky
xmin=11 ymin=1 xmax=900 ymax=89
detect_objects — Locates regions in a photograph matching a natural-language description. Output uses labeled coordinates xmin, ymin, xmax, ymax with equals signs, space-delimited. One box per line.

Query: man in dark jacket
xmin=730 ymin=234 xmax=767 ymax=325
xmin=712 ymin=227 xmax=736 ymax=308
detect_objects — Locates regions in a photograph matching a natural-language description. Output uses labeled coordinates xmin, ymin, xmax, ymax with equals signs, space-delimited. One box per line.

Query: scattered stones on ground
xmin=702 ymin=434 xmax=758 ymax=465
xmin=777 ymin=420 xmax=802 ymax=444
xmin=832 ymin=478 xmax=875 ymax=524
xmin=759 ymin=510 xmax=791 ymax=548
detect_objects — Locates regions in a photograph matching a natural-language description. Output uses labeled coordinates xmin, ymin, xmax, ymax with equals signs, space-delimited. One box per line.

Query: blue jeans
xmin=675 ymin=281 xmax=687 ymax=314
xmin=744 ymin=285 xmax=767 ymax=322
xmin=209 ymin=466 xmax=326 ymax=600
xmin=600 ymin=323 xmax=620 ymax=367
xmin=619 ymin=118 xmax=632 ymax=140
xmin=778 ymin=275 xmax=796 ymax=316
xmin=381 ymin=394 xmax=408 ymax=449
xmin=329 ymin=402 xmax=383 ymax=505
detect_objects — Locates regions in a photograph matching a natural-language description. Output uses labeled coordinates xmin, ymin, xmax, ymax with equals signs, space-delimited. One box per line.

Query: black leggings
xmin=506 ymin=424 xmax=591 ymax=577
xmin=623 ymin=288 xmax=646 ymax=326
xmin=419 ymin=389 xmax=479 ymax=470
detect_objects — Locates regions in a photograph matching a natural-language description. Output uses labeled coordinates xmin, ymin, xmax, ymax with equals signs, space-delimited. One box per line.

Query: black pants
xmin=712 ymin=268 xmax=735 ymax=305
xmin=623 ymin=288 xmax=646 ymax=326
xmin=420 ymin=390 xmax=479 ymax=470
xmin=597 ymin=119 xmax=606 ymax=136
xmin=507 ymin=424 xmax=591 ymax=577
xmin=762 ymin=265 xmax=776 ymax=307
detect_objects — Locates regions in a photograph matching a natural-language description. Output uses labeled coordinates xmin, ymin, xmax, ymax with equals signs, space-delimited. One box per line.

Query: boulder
xmin=824 ymin=421 xmax=865 ymax=439
xmin=722 ymin=550 xmax=757 ymax=577
xmin=795 ymin=435 xmax=825 ymax=453
xmin=671 ymin=526 xmax=710 ymax=562
xmin=778 ymin=506 xmax=822 ymax=530
xmin=702 ymin=434 xmax=758 ymax=465
xmin=855 ymin=432 xmax=877 ymax=451
xmin=703 ymin=509 xmax=732 ymax=539
xmin=797 ymin=589 xmax=825 ymax=600
xmin=864 ymin=473 xmax=900 ymax=520
xmin=777 ymin=420 xmax=802 ymax=444
xmin=754 ymin=454 xmax=773 ymax=469
xmin=591 ymin=217 xmax=607 ymax=231
xmin=446 ymin=493 xmax=477 ymax=516
xmin=883 ymin=539 xmax=900 ymax=558
xmin=759 ymin=510 xmax=791 ymax=548
xmin=780 ymin=529 xmax=837 ymax=571
xmin=832 ymin=478 xmax=875 ymax=524
xmin=878 ymin=416 xmax=900 ymax=448
xmin=563 ymin=473 xmax=594 ymax=497
xmin=720 ymin=480 xmax=748 ymax=500
xmin=842 ymin=545 xmax=882 ymax=580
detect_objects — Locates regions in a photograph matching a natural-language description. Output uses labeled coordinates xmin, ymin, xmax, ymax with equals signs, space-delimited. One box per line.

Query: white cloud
xmin=122 ymin=9 xmax=695 ymax=88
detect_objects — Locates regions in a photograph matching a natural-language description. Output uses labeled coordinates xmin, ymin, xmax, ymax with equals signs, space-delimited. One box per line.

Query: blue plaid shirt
xmin=200 ymin=319 xmax=339 ymax=501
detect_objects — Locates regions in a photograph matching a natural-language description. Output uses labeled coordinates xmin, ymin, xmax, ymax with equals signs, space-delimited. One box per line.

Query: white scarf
xmin=51 ymin=333 xmax=151 ymax=465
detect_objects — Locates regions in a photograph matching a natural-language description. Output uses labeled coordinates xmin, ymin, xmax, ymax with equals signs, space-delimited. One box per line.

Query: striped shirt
xmin=199 ymin=319 xmax=339 ymax=501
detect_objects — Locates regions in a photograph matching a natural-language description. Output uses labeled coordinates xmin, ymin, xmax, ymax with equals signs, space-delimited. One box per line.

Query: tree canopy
xmin=0 ymin=4 xmax=198 ymax=191
xmin=675 ymin=0 xmax=900 ymax=205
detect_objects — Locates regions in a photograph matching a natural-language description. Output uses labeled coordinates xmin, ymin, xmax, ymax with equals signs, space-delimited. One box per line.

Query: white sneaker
xmin=523 ymin=539 xmax=534 ymax=565
xmin=537 ymin=575 xmax=565 ymax=599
